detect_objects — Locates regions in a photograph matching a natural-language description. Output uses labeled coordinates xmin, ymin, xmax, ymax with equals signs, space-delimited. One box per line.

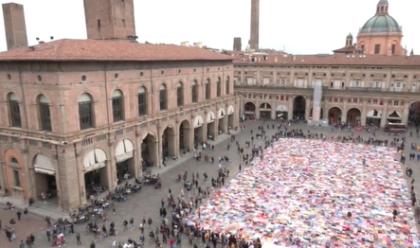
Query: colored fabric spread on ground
xmin=185 ymin=139 xmax=419 ymax=247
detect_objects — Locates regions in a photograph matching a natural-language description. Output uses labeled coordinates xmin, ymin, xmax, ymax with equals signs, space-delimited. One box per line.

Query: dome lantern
xmin=376 ymin=0 xmax=389 ymax=15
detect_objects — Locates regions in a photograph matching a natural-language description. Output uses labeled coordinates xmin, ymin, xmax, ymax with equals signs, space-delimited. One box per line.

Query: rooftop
xmin=0 ymin=39 xmax=232 ymax=62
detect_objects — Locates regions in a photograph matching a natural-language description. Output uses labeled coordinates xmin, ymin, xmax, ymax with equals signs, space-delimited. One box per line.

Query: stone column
xmin=380 ymin=102 xmax=389 ymax=128
xmin=58 ymin=145 xmax=83 ymax=210
xmin=312 ymin=80 xmax=323 ymax=122
xmin=361 ymin=101 xmax=367 ymax=126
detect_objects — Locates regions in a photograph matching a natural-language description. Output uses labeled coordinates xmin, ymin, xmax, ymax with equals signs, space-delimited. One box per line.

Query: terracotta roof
xmin=0 ymin=39 xmax=232 ymax=62
xmin=333 ymin=46 xmax=357 ymax=54
xmin=233 ymin=53 xmax=420 ymax=67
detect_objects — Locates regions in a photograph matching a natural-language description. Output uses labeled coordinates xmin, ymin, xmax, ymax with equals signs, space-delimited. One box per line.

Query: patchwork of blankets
xmin=185 ymin=139 xmax=419 ymax=247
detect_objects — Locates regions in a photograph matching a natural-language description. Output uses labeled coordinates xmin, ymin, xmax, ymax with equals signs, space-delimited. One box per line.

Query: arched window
xmin=191 ymin=80 xmax=198 ymax=103
xmin=226 ymin=76 xmax=230 ymax=95
xmin=205 ymin=79 xmax=211 ymax=100
xmin=177 ymin=81 xmax=184 ymax=107
xmin=112 ymin=90 xmax=124 ymax=122
xmin=217 ymin=77 xmax=222 ymax=97
xmin=38 ymin=95 xmax=52 ymax=131
xmin=78 ymin=93 xmax=94 ymax=130
xmin=160 ymin=84 xmax=167 ymax=111
xmin=138 ymin=87 xmax=147 ymax=116
xmin=8 ymin=93 xmax=21 ymax=127
xmin=10 ymin=157 xmax=20 ymax=187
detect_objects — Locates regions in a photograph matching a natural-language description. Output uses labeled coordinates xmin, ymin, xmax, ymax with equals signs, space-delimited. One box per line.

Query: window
xmin=191 ymin=80 xmax=198 ymax=103
xmin=374 ymin=44 xmax=381 ymax=54
xmin=205 ymin=79 xmax=211 ymax=100
xmin=13 ymin=169 xmax=20 ymax=187
xmin=8 ymin=93 xmax=21 ymax=128
xmin=78 ymin=93 xmax=94 ymax=130
xmin=112 ymin=90 xmax=124 ymax=122
xmin=160 ymin=84 xmax=167 ymax=111
xmin=391 ymin=44 xmax=396 ymax=55
xmin=138 ymin=87 xmax=147 ymax=116
xmin=97 ymin=19 xmax=101 ymax=30
xmin=217 ymin=77 xmax=222 ymax=97
xmin=177 ymin=82 xmax=184 ymax=107
xmin=38 ymin=95 xmax=52 ymax=131
xmin=226 ymin=77 xmax=230 ymax=95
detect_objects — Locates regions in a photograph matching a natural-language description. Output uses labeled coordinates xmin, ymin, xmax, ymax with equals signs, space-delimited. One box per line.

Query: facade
xmin=0 ymin=39 xmax=239 ymax=210
xmin=2 ymin=3 xmax=28 ymax=50
xmin=234 ymin=53 xmax=420 ymax=127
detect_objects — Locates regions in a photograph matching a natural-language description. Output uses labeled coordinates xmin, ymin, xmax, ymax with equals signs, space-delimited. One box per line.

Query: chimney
xmin=249 ymin=0 xmax=259 ymax=51
xmin=2 ymin=3 xmax=28 ymax=50
xmin=233 ymin=37 xmax=242 ymax=51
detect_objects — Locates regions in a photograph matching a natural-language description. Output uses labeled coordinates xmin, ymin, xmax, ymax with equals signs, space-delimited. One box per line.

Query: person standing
xmin=76 ymin=232 xmax=81 ymax=245
xmin=17 ymin=211 xmax=22 ymax=221
xmin=90 ymin=240 xmax=95 ymax=248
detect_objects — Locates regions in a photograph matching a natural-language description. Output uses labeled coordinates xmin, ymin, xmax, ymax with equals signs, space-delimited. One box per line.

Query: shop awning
xmin=84 ymin=149 xmax=107 ymax=172
xmin=115 ymin=139 xmax=134 ymax=163
xmin=207 ymin=111 xmax=215 ymax=123
xmin=34 ymin=155 xmax=55 ymax=175
xmin=227 ymin=105 xmax=234 ymax=115
xmin=218 ymin=108 xmax=226 ymax=119
xmin=193 ymin=115 xmax=204 ymax=128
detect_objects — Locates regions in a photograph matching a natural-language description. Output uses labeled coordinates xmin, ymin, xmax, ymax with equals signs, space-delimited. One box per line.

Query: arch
xmin=259 ymin=102 xmax=272 ymax=120
xmin=179 ymin=120 xmax=191 ymax=152
xmin=244 ymin=102 xmax=256 ymax=120
xmin=78 ymin=92 xmax=93 ymax=103
xmin=293 ymin=96 xmax=306 ymax=120
xmin=244 ymin=102 xmax=256 ymax=112
xmin=83 ymin=149 xmax=107 ymax=172
xmin=218 ymin=108 xmax=226 ymax=119
xmin=207 ymin=111 xmax=216 ymax=123
xmin=33 ymin=154 xmax=55 ymax=175
xmin=408 ymin=101 xmax=420 ymax=127
xmin=37 ymin=94 xmax=50 ymax=104
xmin=347 ymin=108 xmax=361 ymax=127
xmin=227 ymin=105 xmax=234 ymax=115
xmin=162 ymin=126 xmax=176 ymax=158
xmin=141 ymin=133 xmax=157 ymax=168
xmin=259 ymin=103 xmax=272 ymax=109
xmin=193 ymin=115 xmax=204 ymax=128
xmin=328 ymin=107 xmax=342 ymax=125
xmin=112 ymin=89 xmax=123 ymax=98
xmin=115 ymin=139 xmax=134 ymax=162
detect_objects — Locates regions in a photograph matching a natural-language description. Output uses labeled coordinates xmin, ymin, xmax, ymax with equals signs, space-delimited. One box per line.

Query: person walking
xmin=76 ymin=232 xmax=81 ymax=245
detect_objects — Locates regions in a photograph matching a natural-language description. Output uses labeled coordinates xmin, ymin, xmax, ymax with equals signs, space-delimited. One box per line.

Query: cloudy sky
xmin=0 ymin=0 xmax=418 ymax=54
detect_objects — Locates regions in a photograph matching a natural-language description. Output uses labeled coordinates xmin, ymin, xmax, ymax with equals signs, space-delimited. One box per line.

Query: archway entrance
xmin=244 ymin=102 xmax=256 ymax=120
xmin=328 ymin=107 xmax=342 ymax=125
xmin=33 ymin=155 xmax=57 ymax=202
xmin=207 ymin=112 xmax=216 ymax=140
xmin=276 ymin=105 xmax=288 ymax=121
xmin=193 ymin=116 xmax=204 ymax=148
xmin=409 ymin=102 xmax=420 ymax=127
xmin=227 ymin=105 xmax=235 ymax=131
xmin=162 ymin=127 xmax=176 ymax=159
xmin=141 ymin=134 xmax=156 ymax=170
xmin=179 ymin=120 xmax=191 ymax=154
xmin=84 ymin=149 xmax=108 ymax=198
xmin=115 ymin=139 xmax=135 ymax=184
xmin=259 ymin=103 xmax=272 ymax=120
xmin=366 ymin=110 xmax=381 ymax=127
xmin=293 ymin=96 xmax=306 ymax=120
xmin=347 ymin=108 xmax=361 ymax=127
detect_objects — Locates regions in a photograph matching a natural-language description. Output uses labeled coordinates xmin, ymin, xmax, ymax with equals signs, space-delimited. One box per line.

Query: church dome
xmin=360 ymin=15 xmax=401 ymax=34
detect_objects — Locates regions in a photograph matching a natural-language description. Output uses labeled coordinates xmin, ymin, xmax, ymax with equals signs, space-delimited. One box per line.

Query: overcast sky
xmin=0 ymin=0 xmax=419 ymax=54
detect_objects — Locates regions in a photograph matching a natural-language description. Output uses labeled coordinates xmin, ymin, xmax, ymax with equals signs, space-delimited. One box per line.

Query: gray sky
xmin=0 ymin=0 xmax=419 ymax=54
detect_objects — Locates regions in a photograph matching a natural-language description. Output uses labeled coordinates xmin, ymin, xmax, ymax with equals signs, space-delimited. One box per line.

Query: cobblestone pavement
xmin=1 ymin=120 xmax=419 ymax=248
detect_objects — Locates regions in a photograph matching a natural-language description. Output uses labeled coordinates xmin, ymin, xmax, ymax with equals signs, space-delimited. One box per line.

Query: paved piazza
xmin=185 ymin=139 xmax=418 ymax=247
xmin=1 ymin=121 xmax=419 ymax=248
